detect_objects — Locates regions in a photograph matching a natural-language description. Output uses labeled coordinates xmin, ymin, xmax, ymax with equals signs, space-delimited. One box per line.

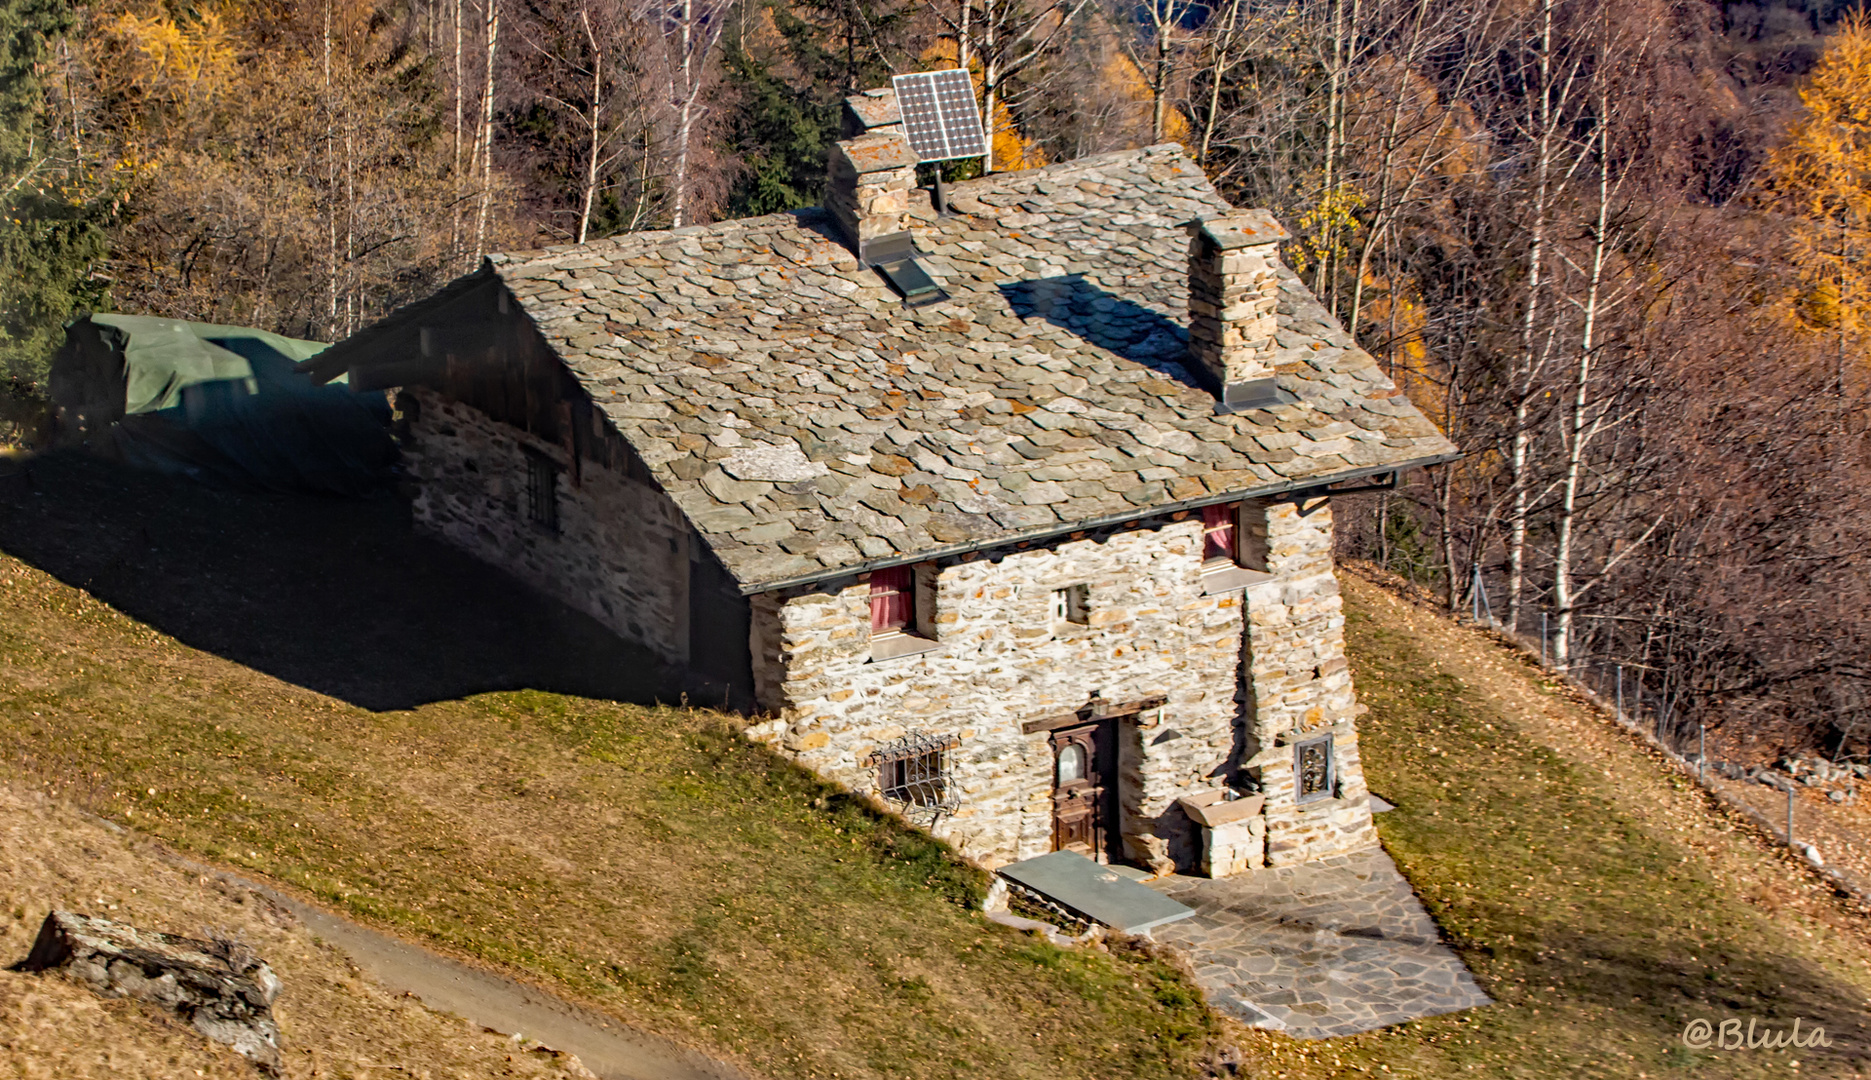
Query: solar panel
xmin=892 ymin=69 xmax=987 ymax=163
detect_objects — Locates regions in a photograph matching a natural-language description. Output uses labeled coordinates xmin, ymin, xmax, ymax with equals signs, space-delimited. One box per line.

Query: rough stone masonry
xmin=747 ymin=493 xmax=1376 ymax=872
xmin=17 ymin=911 xmax=285 ymax=1075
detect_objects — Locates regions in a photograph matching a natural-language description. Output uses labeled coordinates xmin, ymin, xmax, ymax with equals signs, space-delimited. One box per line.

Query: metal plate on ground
xmin=997 ymin=850 xmax=1194 ymax=934
xmin=891 ymin=69 xmax=987 ymax=163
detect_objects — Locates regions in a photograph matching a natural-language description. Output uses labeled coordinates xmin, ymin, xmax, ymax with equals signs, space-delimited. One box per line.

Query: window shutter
xmin=870 ymin=565 xmax=915 ymax=633
xmin=1202 ymin=503 xmax=1237 ymax=564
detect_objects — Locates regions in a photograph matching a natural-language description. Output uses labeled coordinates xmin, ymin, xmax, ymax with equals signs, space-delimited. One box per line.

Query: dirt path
xmin=161 ymin=852 xmax=751 ymax=1080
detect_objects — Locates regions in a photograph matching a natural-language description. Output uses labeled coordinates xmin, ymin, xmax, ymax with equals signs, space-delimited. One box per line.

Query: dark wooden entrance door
xmin=1051 ymin=719 xmax=1118 ymax=859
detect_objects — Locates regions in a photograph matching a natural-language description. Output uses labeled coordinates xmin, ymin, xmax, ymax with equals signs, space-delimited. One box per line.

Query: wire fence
xmin=1445 ymin=564 xmax=1871 ymax=903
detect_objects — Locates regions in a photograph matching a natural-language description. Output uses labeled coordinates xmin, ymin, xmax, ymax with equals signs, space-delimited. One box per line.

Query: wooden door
xmin=1051 ymin=719 xmax=1117 ymax=859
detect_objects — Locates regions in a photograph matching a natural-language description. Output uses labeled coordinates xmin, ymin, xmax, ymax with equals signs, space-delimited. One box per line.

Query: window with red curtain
xmin=1202 ymin=503 xmax=1237 ymax=564
xmin=870 ymin=565 xmax=915 ymax=634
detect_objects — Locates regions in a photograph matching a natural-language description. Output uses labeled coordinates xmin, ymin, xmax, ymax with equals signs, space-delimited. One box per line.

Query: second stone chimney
xmin=827 ymin=88 xmax=919 ymax=266
xmin=1186 ymin=210 xmax=1294 ymax=414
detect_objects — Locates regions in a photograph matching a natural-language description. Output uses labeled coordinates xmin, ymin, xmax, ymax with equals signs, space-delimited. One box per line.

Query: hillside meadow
xmin=0 ymin=456 xmax=1867 ymax=1077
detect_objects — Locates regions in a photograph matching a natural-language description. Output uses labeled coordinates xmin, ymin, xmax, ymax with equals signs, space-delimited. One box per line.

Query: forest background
xmin=2 ymin=0 xmax=1870 ymax=762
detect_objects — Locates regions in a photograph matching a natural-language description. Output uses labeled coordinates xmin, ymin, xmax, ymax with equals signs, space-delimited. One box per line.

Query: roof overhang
xmin=738 ymin=450 xmax=1462 ymax=595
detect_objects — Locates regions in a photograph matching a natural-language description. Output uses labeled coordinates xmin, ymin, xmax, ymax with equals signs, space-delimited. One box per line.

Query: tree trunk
xmin=672 ymin=0 xmax=696 ymax=228
xmin=1553 ymin=85 xmax=1614 ymax=669
xmin=452 ymin=0 xmax=464 ymax=265
xmin=981 ymin=0 xmax=997 ymax=172
xmin=472 ymin=0 xmax=499 ymax=265
xmin=578 ymin=8 xmax=602 ymax=244
xmin=1313 ymin=0 xmax=1345 ymax=298
xmin=324 ymin=0 xmax=338 ymax=327
xmin=1507 ymin=0 xmax=1558 ymax=633
xmin=959 ymin=0 xmax=971 ymax=73
xmin=1151 ymin=4 xmax=1172 ymax=144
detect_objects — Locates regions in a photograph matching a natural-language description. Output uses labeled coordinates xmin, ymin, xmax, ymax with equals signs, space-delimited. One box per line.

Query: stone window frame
xmin=1201 ymin=500 xmax=1275 ymax=595
xmin=1050 ymin=583 xmax=1091 ymax=629
xmin=868 ymin=562 xmax=941 ymax=661
xmin=1294 ymin=733 xmax=1336 ymax=804
xmin=524 ymin=449 xmax=560 ymax=535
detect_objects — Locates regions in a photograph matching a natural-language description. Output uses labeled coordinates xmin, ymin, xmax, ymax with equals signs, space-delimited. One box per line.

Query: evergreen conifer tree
xmin=0 ymin=0 xmax=106 ymax=386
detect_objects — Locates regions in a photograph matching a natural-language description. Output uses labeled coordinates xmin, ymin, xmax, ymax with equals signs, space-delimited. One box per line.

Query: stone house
xmin=303 ymin=89 xmax=1457 ymax=876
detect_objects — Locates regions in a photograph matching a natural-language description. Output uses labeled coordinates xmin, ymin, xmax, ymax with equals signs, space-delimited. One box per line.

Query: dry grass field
xmin=0 ymin=453 xmax=1221 ymax=1080
xmin=0 ymin=785 xmax=594 ymax=1079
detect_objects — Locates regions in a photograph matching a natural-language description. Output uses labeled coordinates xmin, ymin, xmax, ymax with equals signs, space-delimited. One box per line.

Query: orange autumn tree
xmin=918 ymin=42 xmax=1046 ymax=172
xmin=1768 ymin=11 xmax=1871 ymax=354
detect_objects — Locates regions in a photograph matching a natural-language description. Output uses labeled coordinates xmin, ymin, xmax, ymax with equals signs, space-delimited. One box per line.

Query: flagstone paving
xmin=1148 ymin=846 xmax=1491 ymax=1039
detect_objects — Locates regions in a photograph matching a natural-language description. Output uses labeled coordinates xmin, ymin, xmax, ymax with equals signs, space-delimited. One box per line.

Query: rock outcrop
xmin=15 ymin=911 xmax=284 ymax=1074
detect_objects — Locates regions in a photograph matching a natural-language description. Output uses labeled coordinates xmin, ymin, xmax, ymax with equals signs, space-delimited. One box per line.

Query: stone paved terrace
xmin=1147 ymin=846 xmax=1491 ymax=1039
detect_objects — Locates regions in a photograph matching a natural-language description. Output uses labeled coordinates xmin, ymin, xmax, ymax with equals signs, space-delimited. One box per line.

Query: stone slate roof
xmin=489 ymin=143 xmax=1456 ymax=591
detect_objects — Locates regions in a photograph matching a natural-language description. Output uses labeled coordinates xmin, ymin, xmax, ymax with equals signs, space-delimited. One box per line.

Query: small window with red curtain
xmin=870 ymin=565 xmax=915 ymax=635
xmin=1201 ymin=503 xmax=1238 ymax=565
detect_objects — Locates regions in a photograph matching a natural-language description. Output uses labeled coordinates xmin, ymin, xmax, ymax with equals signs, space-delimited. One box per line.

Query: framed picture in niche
xmin=1295 ymin=734 xmax=1335 ymax=804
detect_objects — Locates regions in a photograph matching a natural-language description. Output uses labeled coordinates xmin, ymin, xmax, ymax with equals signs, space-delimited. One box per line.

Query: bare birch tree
xmin=930 ymin=0 xmax=1094 ymax=171
xmin=472 ymin=0 xmax=502 ymax=264
xmin=643 ymin=0 xmax=732 ymax=227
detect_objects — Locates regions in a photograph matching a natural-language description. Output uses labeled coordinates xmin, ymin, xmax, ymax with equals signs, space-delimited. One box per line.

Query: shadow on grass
xmin=1544 ymin=929 xmax=1871 ymax=1063
xmin=0 ymin=451 xmax=678 ymax=712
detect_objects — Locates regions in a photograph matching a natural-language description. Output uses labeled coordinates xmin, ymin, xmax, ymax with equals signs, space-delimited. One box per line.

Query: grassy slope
xmin=0 ymin=457 xmax=1217 ymax=1080
xmin=1233 ymin=573 xmax=1870 ymax=1079
xmin=0 ymin=786 xmax=585 ymax=1080
xmin=3 ymin=456 xmax=1869 ymax=1078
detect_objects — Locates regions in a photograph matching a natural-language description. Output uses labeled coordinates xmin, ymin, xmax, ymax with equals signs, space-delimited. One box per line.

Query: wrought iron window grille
xmin=1295 ymin=733 xmax=1335 ymax=804
xmin=525 ymin=450 xmax=560 ymax=534
xmin=866 ymin=730 xmax=960 ymax=825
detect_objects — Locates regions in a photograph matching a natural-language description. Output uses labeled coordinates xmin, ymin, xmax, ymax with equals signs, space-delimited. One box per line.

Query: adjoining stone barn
xmin=302 ymin=85 xmax=1458 ymax=877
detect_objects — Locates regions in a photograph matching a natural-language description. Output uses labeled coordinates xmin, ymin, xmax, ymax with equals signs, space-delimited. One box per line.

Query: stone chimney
xmin=1186 ymin=210 xmax=1294 ymax=414
xmin=841 ymin=87 xmax=904 ymax=139
xmin=827 ymin=89 xmax=919 ymax=266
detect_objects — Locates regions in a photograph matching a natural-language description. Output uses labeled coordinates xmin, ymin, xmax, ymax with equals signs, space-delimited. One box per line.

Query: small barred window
xmin=866 ymin=730 xmax=960 ymax=824
xmin=526 ymin=451 xmax=559 ymax=534
xmin=1051 ymin=584 xmax=1090 ymax=627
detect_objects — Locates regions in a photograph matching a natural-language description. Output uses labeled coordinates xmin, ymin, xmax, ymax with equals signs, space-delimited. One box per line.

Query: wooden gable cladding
xmin=337 ymin=272 xmax=656 ymax=491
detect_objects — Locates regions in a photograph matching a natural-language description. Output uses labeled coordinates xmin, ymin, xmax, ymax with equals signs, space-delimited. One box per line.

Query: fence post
xmin=1540 ymin=612 xmax=1548 ymax=666
xmin=1698 ymin=723 xmax=1705 ymax=783
xmin=1616 ymin=666 xmax=1624 ymax=725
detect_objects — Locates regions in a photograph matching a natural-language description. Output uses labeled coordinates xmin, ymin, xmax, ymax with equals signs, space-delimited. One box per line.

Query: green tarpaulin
xmin=49 ymin=314 xmax=395 ymax=496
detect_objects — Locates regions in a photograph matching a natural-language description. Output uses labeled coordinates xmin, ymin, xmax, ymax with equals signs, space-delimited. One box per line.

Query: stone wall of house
xmin=1238 ymin=497 xmax=1378 ymax=865
xmin=400 ymin=387 xmax=695 ymax=666
xmin=747 ymin=497 xmax=1378 ymax=874
xmin=747 ymin=516 xmax=1244 ymax=871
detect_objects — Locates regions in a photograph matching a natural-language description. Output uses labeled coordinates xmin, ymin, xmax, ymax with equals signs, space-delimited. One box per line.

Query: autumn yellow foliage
xmin=1768 ymin=11 xmax=1871 ymax=338
xmin=919 ymin=43 xmax=1047 ymax=171
xmin=1100 ymin=47 xmax=1192 ymax=145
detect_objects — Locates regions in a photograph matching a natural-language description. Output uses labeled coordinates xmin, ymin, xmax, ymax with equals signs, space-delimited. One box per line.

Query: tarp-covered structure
xmin=49 ymin=314 xmax=394 ymax=495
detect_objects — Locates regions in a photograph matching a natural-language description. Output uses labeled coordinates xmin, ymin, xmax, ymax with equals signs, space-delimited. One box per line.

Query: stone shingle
xmin=488 ymin=144 xmax=1457 ymax=591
